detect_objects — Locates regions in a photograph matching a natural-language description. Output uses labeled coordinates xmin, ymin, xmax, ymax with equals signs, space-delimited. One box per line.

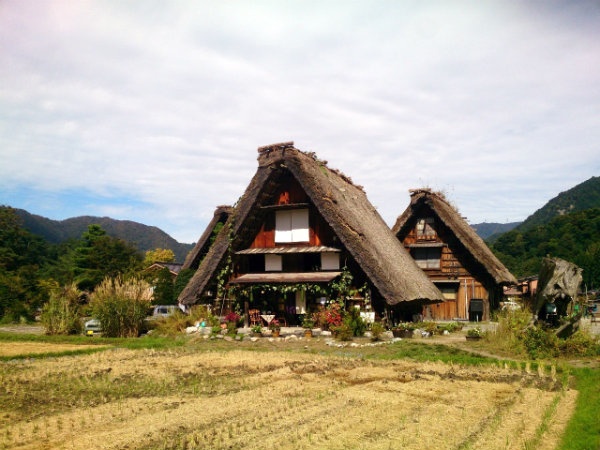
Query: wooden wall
xmin=249 ymin=178 xmax=335 ymax=249
xmin=401 ymin=212 xmax=493 ymax=321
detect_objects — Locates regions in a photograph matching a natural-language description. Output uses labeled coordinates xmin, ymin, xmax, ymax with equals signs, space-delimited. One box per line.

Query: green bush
xmin=345 ymin=307 xmax=366 ymax=337
xmin=370 ymin=321 xmax=385 ymax=341
xmin=421 ymin=321 xmax=438 ymax=335
xmin=332 ymin=322 xmax=353 ymax=341
xmin=523 ymin=326 xmax=560 ymax=359
xmin=90 ymin=276 xmax=152 ymax=337
xmin=40 ymin=283 xmax=83 ymax=335
xmin=437 ymin=322 xmax=463 ymax=333
xmin=559 ymin=330 xmax=600 ymax=357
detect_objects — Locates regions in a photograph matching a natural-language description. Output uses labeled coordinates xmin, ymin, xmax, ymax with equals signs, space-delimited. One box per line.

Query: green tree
xmin=152 ymin=267 xmax=175 ymax=305
xmin=66 ymin=225 xmax=142 ymax=291
xmin=143 ymin=248 xmax=175 ymax=267
xmin=0 ymin=206 xmax=50 ymax=321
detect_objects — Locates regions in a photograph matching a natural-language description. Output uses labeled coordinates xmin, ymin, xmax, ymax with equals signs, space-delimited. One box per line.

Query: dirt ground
xmin=0 ymin=342 xmax=576 ymax=450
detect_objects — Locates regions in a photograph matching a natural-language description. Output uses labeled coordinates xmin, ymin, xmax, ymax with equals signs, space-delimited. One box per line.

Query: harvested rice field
xmin=0 ymin=342 xmax=106 ymax=358
xmin=0 ymin=342 xmax=576 ymax=450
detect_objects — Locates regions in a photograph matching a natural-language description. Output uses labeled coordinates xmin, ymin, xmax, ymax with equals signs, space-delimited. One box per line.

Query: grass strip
xmin=557 ymin=367 xmax=600 ymax=450
xmin=0 ymin=331 xmax=184 ymax=351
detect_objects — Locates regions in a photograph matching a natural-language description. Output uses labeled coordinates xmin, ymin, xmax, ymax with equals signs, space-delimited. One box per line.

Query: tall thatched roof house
xmin=391 ymin=188 xmax=517 ymax=321
xmin=178 ymin=143 xmax=442 ymax=324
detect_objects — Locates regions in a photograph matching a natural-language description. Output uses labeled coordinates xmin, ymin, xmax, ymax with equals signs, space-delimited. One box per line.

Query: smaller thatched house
xmin=181 ymin=205 xmax=233 ymax=271
xmin=392 ymin=189 xmax=516 ymax=321
xmin=178 ymin=143 xmax=442 ymax=324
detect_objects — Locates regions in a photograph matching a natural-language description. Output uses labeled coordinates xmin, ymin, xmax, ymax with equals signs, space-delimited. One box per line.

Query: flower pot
xmin=272 ymin=330 xmax=280 ymax=338
xmin=466 ymin=335 xmax=481 ymax=341
xmin=304 ymin=329 xmax=312 ymax=338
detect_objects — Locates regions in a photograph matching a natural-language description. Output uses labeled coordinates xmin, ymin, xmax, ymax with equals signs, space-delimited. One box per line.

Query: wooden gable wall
xmin=249 ymin=177 xmax=336 ymax=249
xmin=400 ymin=206 xmax=491 ymax=321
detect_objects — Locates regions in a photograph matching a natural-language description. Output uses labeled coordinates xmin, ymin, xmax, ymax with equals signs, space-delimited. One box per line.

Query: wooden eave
xmin=236 ymin=246 xmax=341 ymax=255
xmin=230 ymin=272 xmax=342 ymax=284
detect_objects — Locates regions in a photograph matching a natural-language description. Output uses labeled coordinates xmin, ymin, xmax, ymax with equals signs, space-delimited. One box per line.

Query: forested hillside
xmin=516 ymin=176 xmax=600 ymax=232
xmin=14 ymin=209 xmax=193 ymax=263
xmin=491 ymin=208 xmax=600 ymax=289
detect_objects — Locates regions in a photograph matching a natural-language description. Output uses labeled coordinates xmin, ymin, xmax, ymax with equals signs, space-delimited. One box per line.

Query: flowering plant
xmin=325 ymin=302 xmax=343 ymax=328
xmin=224 ymin=312 xmax=241 ymax=324
xmin=269 ymin=319 xmax=280 ymax=331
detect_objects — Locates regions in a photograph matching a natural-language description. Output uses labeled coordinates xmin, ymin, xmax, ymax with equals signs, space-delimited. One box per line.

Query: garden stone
xmin=224 ymin=336 xmax=234 ymax=342
xmin=185 ymin=326 xmax=198 ymax=334
xmin=382 ymin=331 xmax=394 ymax=340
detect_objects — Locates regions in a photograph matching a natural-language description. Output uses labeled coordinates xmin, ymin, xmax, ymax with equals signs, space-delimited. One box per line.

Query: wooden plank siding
xmin=249 ymin=179 xmax=336 ymax=249
xmin=402 ymin=217 xmax=490 ymax=321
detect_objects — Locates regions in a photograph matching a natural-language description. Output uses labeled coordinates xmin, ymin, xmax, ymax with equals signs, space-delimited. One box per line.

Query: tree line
xmin=490 ymin=208 xmax=600 ymax=290
xmin=0 ymin=206 xmax=192 ymax=323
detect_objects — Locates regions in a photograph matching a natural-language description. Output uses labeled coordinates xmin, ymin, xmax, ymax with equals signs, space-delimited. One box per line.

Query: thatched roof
xmin=181 ymin=205 xmax=233 ymax=270
xmin=178 ymin=143 xmax=443 ymax=306
xmin=391 ymin=189 xmax=517 ymax=286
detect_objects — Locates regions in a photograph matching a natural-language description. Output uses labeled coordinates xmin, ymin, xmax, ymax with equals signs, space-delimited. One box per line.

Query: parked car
xmin=151 ymin=305 xmax=181 ymax=318
xmin=84 ymin=318 xmax=102 ymax=336
xmin=501 ymin=301 xmax=521 ymax=311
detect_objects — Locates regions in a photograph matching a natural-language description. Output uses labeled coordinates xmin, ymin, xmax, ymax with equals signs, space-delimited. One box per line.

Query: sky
xmin=1 ymin=1 xmax=599 ymax=245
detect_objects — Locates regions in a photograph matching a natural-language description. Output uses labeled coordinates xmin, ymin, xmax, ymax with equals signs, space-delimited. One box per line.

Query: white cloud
xmin=1 ymin=1 xmax=599 ymax=243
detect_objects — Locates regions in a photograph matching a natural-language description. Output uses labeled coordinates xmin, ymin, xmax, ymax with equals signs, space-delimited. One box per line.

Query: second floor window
xmin=275 ymin=209 xmax=309 ymax=243
xmin=412 ymin=247 xmax=441 ymax=269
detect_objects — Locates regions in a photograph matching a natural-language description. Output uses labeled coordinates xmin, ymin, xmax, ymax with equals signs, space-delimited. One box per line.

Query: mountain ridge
xmin=13 ymin=209 xmax=194 ymax=263
xmin=517 ymin=176 xmax=600 ymax=232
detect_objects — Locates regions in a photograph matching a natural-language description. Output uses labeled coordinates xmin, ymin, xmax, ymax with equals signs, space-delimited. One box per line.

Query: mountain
xmin=14 ymin=209 xmax=194 ymax=263
xmin=488 ymin=175 xmax=600 ymax=284
xmin=516 ymin=176 xmax=600 ymax=232
xmin=470 ymin=221 xmax=521 ymax=240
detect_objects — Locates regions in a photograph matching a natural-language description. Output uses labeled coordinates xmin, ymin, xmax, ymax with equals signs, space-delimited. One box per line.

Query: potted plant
xmin=466 ymin=326 xmax=482 ymax=340
xmin=250 ymin=324 xmax=262 ymax=336
xmin=269 ymin=319 xmax=281 ymax=337
xmin=302 ymin=316 xmax=314 ymax=338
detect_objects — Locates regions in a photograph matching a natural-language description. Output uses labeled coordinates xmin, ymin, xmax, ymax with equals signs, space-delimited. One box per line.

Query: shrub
xmin=40 ymin=283 xmax=83 ymax=335
xmin=332 ymin=322 xmax=353 ymax=341
xmin=345 ymin=307 xmax=366 ymax=337
xmin=437 ymin=322 xmax=463 ymax=333
xmin=559 ymin=330 xmax=600 ymax=357
xmin=421 ymin=321 xmax=438 ymax=335
xmin=370 ymin=321 xmax=385 ymax=341
xmin=90 ymin=276 xmax=152 ymax=337
xmin=151 ymin=305 xmax=218 ymax=337
xmin=312 ymin=302 xmax=344 ymax=330
xmin=523 ymin=326 xmax=560 ymax=359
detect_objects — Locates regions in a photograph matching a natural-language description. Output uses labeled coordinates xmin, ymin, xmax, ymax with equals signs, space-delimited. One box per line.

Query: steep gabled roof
xmin=144 ymin=262 xmax=183 ymax=276
xmin=391 ymin=189 xmax=517 ymax=286
xmin=181 ymin=205 xmax=233 ymax=270
xmin=178 ymin=143 xmax=443 ymax=306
